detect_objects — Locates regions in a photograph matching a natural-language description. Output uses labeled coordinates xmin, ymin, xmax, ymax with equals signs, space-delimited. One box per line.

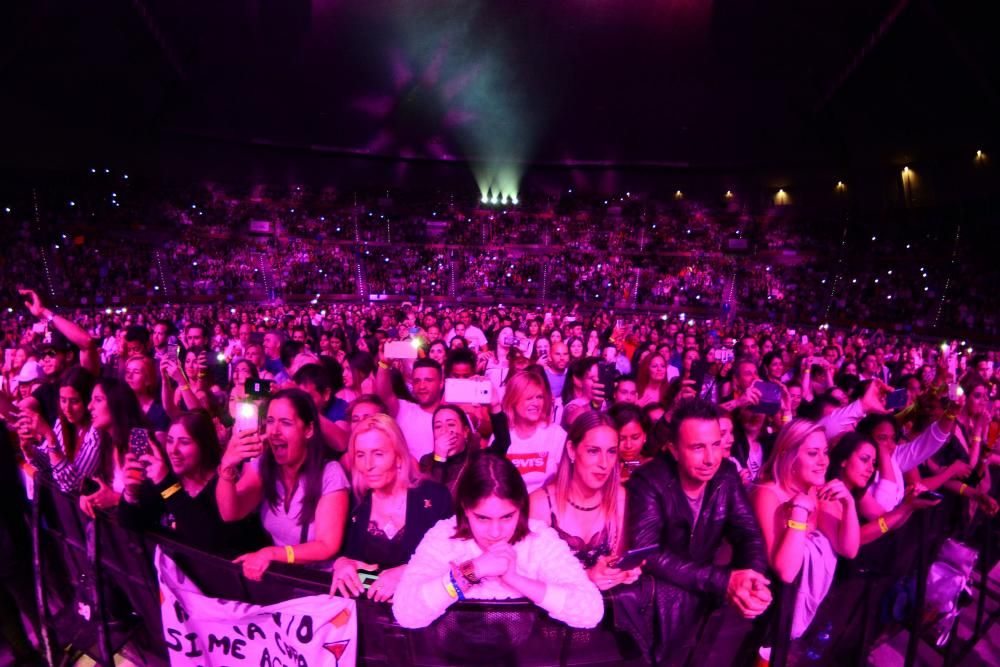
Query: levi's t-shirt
xmin=505 ymin=423 xmax=568 ymax=494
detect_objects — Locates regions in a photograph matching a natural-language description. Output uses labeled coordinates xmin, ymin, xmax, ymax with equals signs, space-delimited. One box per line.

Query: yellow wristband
xmin=433 ymin=453 xmax=447 ymax=463
xmin=285 ymin=545 xmax=295 ymax=564
xmin=971 ymin=436 xmax=982 ymax=443
xmin=179 ymin=384 xmax=191 ymax=392
xmin=959 ymin=483 xmax=968 ymax=497
xmin=161 ymin=483 xmax=182 ymax=500
xmin=378 ymin=360 xmax=390 ymax=370
xmin=786 ymin=519 xmax=808 ymax=532
xmin=878 ymin=516 xmax=889 ymax=534
xmin=443 ymin=574 xmax=458 ymax=599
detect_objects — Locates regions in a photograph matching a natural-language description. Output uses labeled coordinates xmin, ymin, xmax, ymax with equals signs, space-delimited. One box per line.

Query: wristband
xmin=781 ymin=414 xmax=792 ymax=424
xmin=218 ymin=465 xmax=240 ymax=483
xmin=786 ymin=519 xmax=808 ymax=532
xmin=285 ymin=545 xmax=295 ymax=564
xmin=161 ymin=483 xmax=182 ymax=500
xmin=959 ymin=483 xmax=968 ymax=497
xmin=443 ymin=573 xmax=459 ymax=599
xmin=433 ymin=453 xmax=447 ymax=463
xmin=449 ymin=569 xmax=466 ymax=601
xmin=378 ymin=360 xmax=390 ymax=370
xmin=43 ymin=310 xmax=56 ymax=325
xmin=971 ymin=436 xmax=982 ymax=443
xmin=179 ymin=384 xmax=191 ymax=392
xmin=878 ymin=516 xmax=889 ymax=534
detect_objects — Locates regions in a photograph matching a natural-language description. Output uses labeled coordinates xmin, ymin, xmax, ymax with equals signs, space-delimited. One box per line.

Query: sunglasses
xmin=42 ymin=350 xmax=60 ymax=359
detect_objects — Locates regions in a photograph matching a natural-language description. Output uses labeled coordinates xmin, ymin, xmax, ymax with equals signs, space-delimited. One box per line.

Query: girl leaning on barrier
xmin=217 ymin=388 xmax=349 ymax=580
xmin=529 ymin=411 xmax=642 ymax=592
xmin=392 ymin=453 xmax=604 ymax=630
xmin=330 ymin=414 xmax=452 ymax=603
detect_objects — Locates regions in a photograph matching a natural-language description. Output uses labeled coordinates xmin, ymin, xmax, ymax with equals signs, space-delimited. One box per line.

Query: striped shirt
xmin=33 ymin=419 xmax=103 ymax=493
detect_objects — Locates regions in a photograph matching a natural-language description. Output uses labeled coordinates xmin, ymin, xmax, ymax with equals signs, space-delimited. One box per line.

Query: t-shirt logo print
xmin=507 ymin=452 xmax=548 ymax=475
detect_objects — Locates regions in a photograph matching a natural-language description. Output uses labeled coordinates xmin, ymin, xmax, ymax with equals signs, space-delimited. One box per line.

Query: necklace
xmin=567 ymin=496 xmax=601 ymax=512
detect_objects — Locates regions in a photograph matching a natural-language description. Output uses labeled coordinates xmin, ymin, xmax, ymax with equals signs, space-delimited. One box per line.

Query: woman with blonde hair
xmin=749 ymin=418 xmax=860 ymax=640
xmin=501 ymin=370 xmax=567 ymax=493
xmin=529 ymin=411 xmax=641 ymax=591
xmin=331 ymin=414 xmax=452 ymax=602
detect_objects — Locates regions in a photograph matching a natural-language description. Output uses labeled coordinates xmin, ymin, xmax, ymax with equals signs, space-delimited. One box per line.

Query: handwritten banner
xmin=155 ymin=548 xmax=356 ymax=667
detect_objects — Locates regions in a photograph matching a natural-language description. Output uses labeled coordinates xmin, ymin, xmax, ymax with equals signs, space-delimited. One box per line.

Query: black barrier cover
xmin=32 ymin=479 xmax=650 ymax=666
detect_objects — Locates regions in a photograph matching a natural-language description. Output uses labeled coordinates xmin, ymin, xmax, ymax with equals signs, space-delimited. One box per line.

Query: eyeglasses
xmin=42 ymin=350 xmax=59 ymax=359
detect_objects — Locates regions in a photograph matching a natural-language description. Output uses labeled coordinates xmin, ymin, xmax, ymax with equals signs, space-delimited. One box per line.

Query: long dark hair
xmin=828 ymin=431 xmax=877 ymax=496
xmin=453 ymin=453 xmax=530 ymax=544
xmin=58 ymin=366 xmax=96 ymax=461
xmin=171 ymin=410 xmax=222 ymax=473
xmin=258 ymin=388 xmax=329 ymax=527
xmin=94 ymin=377 xmax=148 ymax=480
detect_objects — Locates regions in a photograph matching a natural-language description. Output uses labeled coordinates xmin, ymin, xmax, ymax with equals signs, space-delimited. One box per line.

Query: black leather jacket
xmin=614 ymin=456 xmax=767 ymax=664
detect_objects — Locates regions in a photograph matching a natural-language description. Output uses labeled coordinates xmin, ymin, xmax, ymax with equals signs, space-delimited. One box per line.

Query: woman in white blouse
xmin=392 ymin=453 xmax=603 ymax=629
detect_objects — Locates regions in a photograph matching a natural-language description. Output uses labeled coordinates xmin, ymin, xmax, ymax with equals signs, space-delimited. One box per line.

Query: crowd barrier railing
xmin=30 ymin=480 xmax=654 ymax=666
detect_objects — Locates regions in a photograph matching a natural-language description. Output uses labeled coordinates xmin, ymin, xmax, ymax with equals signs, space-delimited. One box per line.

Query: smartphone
xmin=886 ymin=388 xmax=908 ymax=411
xmin=31 ymin=322 xmax=47 ymax=335
xmin=245 ymin=378 xmax=273 ymax=400
xmin=750 ymin=381 xmax=782 ymax=416
xmin=165 ymin=343 xmax=179 ymax=361
xmin=385 ymin=340 xmax=418 ymax=360
xmin=502 ymin=336 xmax=521 ymax=347
xmin=947 ymin=383 xmax=963 ymax=402
xmin=714 ymin=348 xmax=734 ymax=364
xmin=918 ymin=491 xmax=944 ymax=502
xmin=688 ymin=360 xmax=708 ymax=395
xmin=444 ymin=378 xmax=492 ymax=405
xmin=609 ymin=545 xmax=658 ymax=571
xmin=598 ymin=361 xmax=618 ymax=398
xmin=3 ymin=349 xmax=13 ymax=372
xmin=128 ymin=427 xmax=153 ymax=460
xmin=234 ymin=401 xmax=260 ymax=435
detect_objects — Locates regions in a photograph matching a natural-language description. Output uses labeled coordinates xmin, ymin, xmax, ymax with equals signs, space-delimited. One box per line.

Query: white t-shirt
xmin=255 ymin=459 xmax=349 ymax=552
xmin=396 ymin=399 xmax=436 ymax=461
xmin=506 ymin=423 xmax=568 ymax=494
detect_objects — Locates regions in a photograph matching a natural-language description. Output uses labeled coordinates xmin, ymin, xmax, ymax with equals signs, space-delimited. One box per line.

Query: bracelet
xmin=786 ymin=519 xmax=808 ymax=532
xmin=458 ymin=559 xmax=481 ymax=585
xmin=959 ymin=483 xmax=968 ymax=497
xmin=218 ymin=465 xmax=240 ymax=483
xmin=878 ymin=516 xmax=889 ymax=534
xmin=378 ymin=360 xmax=390 ymax=370
xmin=972 ymin=436 xmax=982 ymax=443
xmin=449 ymin=569 xmax=466 ymax=601
xmin=160 ymin=483 xmax=182 ymax=500
xmin=788 ymin=502 xmax=813 ymax=515
xmin=285 ymin=545 xmax=295 ymax=564
xmin=43 ymin=310 xmax=56 ymax=324
xmin=179 ymin=384 xmax=191 ymax=392
xmin=443 ymin=573 xmax=459 ymax=600
xmin=433 ymin=453 xmax=447 ymax=463
xmin=781 ymin=414 xmax=792 ymax=424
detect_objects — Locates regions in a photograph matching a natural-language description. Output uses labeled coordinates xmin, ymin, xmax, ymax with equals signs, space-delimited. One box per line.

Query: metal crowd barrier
xmin=29 ymin=480 xmax=651 ymax=666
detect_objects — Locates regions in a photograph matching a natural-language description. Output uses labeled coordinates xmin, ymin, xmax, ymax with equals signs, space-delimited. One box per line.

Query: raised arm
xmin=21 ymin=290 xmax=100 ymax=375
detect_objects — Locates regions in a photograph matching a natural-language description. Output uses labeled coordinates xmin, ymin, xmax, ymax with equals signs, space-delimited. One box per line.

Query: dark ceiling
xmin=1 ymin=0 xmax=997 ymax=172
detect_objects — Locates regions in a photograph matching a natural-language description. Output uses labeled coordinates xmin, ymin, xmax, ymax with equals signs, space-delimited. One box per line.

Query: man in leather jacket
xmin=617 ymin=399 xmax=771 ymax=665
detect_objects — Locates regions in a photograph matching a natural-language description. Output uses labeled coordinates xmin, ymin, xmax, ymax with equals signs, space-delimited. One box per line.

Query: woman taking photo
xmin=331 ymin=415 xmax=453 ymax=602
xmin=18 ymin=367 xmax=100 ymax=493
xmin=529 ymin=411 xmax=641 ymax=591
xmin=749 ymin=419 xmax=860 ymax=639
xmin=561 ymin=358 xmax=604 ymax=429
xmin=81 ymin=378 xmax=151 ymax=517
xmin=120 ymin=411 xmax=268 ymax=557
xmin=503 ymin=370 xmax=567 ymax=494
xmin=392 ymin=453 xmax=603 ymax=629
xmin=217 ymin=388 xmax=350 ymax=580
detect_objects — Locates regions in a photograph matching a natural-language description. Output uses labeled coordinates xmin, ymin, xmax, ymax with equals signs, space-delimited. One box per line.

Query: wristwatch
xmin=458 ymin=559 xmax=481 ymax=585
